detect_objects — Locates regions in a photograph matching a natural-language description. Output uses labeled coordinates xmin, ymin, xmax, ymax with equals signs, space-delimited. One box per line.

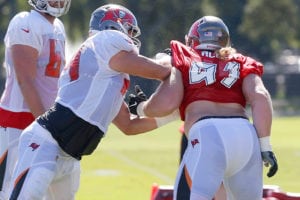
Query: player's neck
xmin=38 ymin=11 xmax=56 ymax=24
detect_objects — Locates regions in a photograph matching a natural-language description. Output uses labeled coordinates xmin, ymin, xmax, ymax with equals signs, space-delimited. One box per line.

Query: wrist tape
xmin=259 ymin=136 xmax=272 ymax=152
xmin=136 ymin=101 xmax=146 ymax=117
xmin=136 ymin=101 xmax=179 ymax=127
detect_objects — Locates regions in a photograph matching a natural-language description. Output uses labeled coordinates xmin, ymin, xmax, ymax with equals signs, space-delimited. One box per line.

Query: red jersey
xmin=170 ymin=40 xmax=263 ymax=120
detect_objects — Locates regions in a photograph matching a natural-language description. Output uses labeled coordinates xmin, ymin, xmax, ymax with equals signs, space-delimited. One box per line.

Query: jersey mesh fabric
xmin=0 ymin=10 xmax=66 ymax=129
xmin=56 ymin=30 xmax=138 ymax=133
xmin=170 ymin=40 xmax=263 ymax=120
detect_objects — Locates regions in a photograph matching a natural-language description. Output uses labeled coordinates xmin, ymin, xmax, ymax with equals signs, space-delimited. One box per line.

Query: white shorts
xmin=8 ymin=122 xmax=80 ymax=200
xmin=173 ymin=117 xmax=263 ymax=200
xmin=0 ymin=127 xmax=21 ymax=200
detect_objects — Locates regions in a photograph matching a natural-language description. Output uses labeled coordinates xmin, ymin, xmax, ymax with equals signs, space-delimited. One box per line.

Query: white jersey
xmin=56 ymin=30 xmax=138 ymax=133
xmin=0 ymin=10 xmax=66 ymax=113
xmin=0 ymin=10 xmax=66 ymax=200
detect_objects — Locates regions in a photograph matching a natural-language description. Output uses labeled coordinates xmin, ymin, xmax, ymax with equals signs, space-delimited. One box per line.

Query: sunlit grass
xmin=76 ymin=117 xmax=300 ymax=200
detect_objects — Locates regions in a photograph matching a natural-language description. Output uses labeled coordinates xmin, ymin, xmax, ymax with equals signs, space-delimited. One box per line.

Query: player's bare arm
xmin=109 ymin=50 xmax=171 ymax=81
xmin=142 ymin=67 xmax=183 ymax=117
xmin=242 ymin=73 xmax=273 ymax=138
xmin=112 ymin=102 xmax=158 ymax=135
xmin=11 ymin=44 xmax=46 ymax=118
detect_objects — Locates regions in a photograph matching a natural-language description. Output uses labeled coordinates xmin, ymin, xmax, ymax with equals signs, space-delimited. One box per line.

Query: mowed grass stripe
xmin=77 ymin=117 xmax=300 ymax=200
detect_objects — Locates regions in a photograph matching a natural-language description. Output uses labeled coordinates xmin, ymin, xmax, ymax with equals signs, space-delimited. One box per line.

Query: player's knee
xmin=190 ymin=192 xmax=210 ymax=200
xmin=11 ymin=167 xmax=55 ymax=200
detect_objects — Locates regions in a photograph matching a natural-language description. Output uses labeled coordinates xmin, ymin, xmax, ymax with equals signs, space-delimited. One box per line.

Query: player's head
xmin=185 ymin=16 xmax=230 ymax=51
xmin=28 ymin=0 xmax=71 ymax=17
xmin=89 ymin=4 xmax=141 ymax=47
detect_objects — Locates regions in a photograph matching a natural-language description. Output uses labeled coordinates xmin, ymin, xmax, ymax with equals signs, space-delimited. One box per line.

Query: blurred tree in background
xmin=2 ymin=0 xmax=299 ymax=61
xmin=239 ymin=0 xmax=300 ymax=61
xmin=0 ymin=0 xmax=300 ymax=110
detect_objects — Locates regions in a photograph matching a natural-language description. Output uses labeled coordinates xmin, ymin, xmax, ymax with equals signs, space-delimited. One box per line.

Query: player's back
xmin=170 ymin=40 xmax=263 ymax=124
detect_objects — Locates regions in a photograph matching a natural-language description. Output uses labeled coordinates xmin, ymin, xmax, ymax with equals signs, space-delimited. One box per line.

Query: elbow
xmin=249 ymin=88 xmax=273 ymax=109
xmin=121 ymin=127 xmax=135 ymax=135
xmin=118 ymin=124 xmax=139 ymax=136
xmin=116 ymin=122 xmax=130 ymax=135
xmin=258 ymin=88 xmax=272 ymax=103
xmin=159 ymin=68 xmax=171 ymax=81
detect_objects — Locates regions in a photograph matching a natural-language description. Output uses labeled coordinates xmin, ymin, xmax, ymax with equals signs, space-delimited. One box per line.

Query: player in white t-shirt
xmin=0 ymin=1 xmax=71 ymax=199
xmin=7 ymin=4 xmax=171 ymax=199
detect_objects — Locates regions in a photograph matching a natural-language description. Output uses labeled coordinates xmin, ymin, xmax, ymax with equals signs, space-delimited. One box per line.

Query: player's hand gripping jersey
xmin=170 ymin=40 xmax=263 ymax=120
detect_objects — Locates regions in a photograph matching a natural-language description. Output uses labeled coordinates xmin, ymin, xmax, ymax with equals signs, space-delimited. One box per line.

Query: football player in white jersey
xmin=0 ymin=0 xmax=71 ymax=199
xmin=7 ymin=4 xmax=172 ymax=200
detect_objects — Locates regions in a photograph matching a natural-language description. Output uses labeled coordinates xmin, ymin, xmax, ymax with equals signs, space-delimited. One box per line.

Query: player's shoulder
xmin=230 ymin=53 xmax=247 ymax=61
xmin=230 ymin=53 xmax=264 ymax=75
xmin=93 ymin=30 xmax=136 ymax=51
xmin=170 ymin=40 xmax=200 ymax=67
xmin=170 ymin=40 xmax=187 ymax=51
xmin=9 ymin=11 xmax=30 ymax=24
xmin=170 ymin=40 xmax=198 ymax=56
xmin=6 ymin=11 xmax=31 ymax=33
xmin=9 ymin=10 xmax=46 ymax=28
xmin=13 ymin=11 xmax=30 ymax=19
xmin=231 ymin=53 xmax=262 ymax=65
xmin=106 ymin=30 xmax=132 ymax=43
xmin=92 ymin=30 xmax=128 ymax=42
xmin=170 ymin=40 xmax=184 ymax=46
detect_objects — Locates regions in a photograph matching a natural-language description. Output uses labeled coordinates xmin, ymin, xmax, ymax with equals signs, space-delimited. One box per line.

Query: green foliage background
xmin=1 ymin=0 xmax=300 ymax=96
xmin=1 ymin=0 xmax=300 ymax=62
xmin=1 ymin=0 xmax=300 ymax=97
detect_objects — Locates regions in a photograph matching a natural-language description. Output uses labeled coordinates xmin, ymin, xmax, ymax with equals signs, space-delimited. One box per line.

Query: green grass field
xmin=76 ymin=116 xmax=300 ymax=200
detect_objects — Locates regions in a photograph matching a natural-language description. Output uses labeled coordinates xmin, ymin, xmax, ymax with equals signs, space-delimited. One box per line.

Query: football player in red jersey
xmin=128 ymin=16 xmax=278 ymax=200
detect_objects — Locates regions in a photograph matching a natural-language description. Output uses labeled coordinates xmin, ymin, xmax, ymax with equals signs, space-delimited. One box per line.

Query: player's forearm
xmin=110 ymin=51 xmax=171 ymax=81
xmin=115 ymin=115 xmax=158 ymax=135
xmin=251 ymin=93 xmax=273 ymax=138
xmin=113 ymin=102 xmax=158 ymax=135
xmin=142 ymin=67 xmax=183 ymax=117
xmin=19 ymin=80 xmax=45 ymax=118
xmin=134 ymin=55 xmax=171 ymax=81
xmin=124 ymin=117 xmax=158 ymax=135
xmin=142 ymin=98 xmax=175 ymax=117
